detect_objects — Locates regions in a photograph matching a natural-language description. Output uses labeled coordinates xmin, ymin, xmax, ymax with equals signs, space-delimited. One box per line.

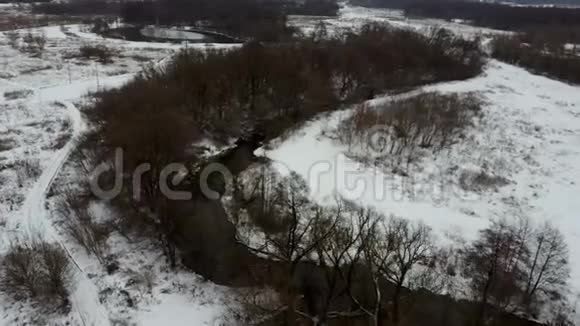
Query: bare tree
xmin=522 ymin=223 xmax=569 ymax=314
xmin=236 ymin=186 xmax=447 ymax=326
xmin=346 ymin=207 xmax=385 ymax=326
xmin=238 ymin=173 xmax=339 ymax=272
xmin=59 ymin=189 xmax=110 ymax=263
xmin=311 ymin=204 xmax=384 ymax=325
xmin=314 ymin=208 xmax=436 ymax=326
xmin=463 ymin=218 xmax=571 ymax=323
xmin=464 ymin=219 xmax=530 ymax=325
xmin=236 ymin=174 xmax=347 ymax=324
xmin=371 ymin=218 xmax=434 ymax=325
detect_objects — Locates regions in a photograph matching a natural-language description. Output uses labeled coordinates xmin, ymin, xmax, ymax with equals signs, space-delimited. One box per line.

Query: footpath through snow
xmin=0 ymin=24 xmax=239 ymax=323
xmin=0 ymin=24 xmax=153 ymax=316
xmin=2 ymin=77 xmax=128 ymax=326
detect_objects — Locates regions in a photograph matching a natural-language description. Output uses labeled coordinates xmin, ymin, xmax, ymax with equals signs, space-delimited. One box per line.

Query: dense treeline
xmin=349 ymin=0 xmax=422 ymax=9
xmin=229 ymin=169 xmax=571 ymax=325
xmin=350 ymin=0 xmax=580 ymax=33
xmin=354 ymin=0 xmax=580 ymax=84
xmin=122 ymin=0 xmax=340 ymax=21
xmin=31 ymin=0 xmax=338 ymax=41
xmin=492 ymin=33 xmax=580 ymax=84
xmin=521 ymin=25 xmax=580 ymax=46
xmin=89 ymin=24 xmax=482 ymax=145
xmin=31 ymin=0 xmax=339 ymax=38
xmin=82 ymin=22 xmax=482 ymax=274
xmin=120 ymin=0 xmax=293 ymax=41
xmin=405 ymin=1 xmax=580 ymax=30
xmin=120 ymin=0 xmax=284 ymax=26
xmin=0 ymin=0 xmax=49 ymax=3
xmin=509 ymin=0 xmax=580 ymax=4
xmin=32 ymin=1 xmax=121 ymax=16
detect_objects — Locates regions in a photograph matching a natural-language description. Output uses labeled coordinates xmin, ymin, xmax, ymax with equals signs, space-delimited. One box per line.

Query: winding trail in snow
xmin=0 ymin=22 xmax=241 ymax=326
xmin=10 ymin=68 xmax=138 ymax=324
xmin=10 ymin=38 xmax=177 ymax=325
xmin=18 ymin=97 xmax=111 ymax=326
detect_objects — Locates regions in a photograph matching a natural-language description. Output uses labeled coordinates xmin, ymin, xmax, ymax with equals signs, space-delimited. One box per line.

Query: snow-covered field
xmin=260 ymin=59 xmax=580 ymax=323
xmin=1 ymin=2 xmax=580 ymax=325
xmin=0 ymin=23 xmax=240 ymax=326
xmin=289 ymin=4 xmax=511 ymax=38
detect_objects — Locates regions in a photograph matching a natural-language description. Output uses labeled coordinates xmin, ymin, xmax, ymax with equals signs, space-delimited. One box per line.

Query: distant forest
xmin=120 ymin=0 xmax=339 ymax=24
xmin=30 ymin=0 xmax=339 ymax=18
xmin=29 ymin=0 xmax=338 ymax=40
xmin=0 ymin=0 xmax=50 ymax=3
xmin=503 ymin=0 xmax=580 ymax=5
xmin=350 ymin=0 xmax=580 ymax=30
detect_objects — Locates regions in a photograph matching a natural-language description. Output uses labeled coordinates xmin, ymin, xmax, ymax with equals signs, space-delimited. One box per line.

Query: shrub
xmin=5 ymin=31 xmax=19 ymax=49
xmin=0 ymin=138 xmax=15 ymax=152
xmin=79 ymin=44 xmax=116 ymax=64
xmin=91 ymin=18 xmax=111 ymax=34
xmin=459 ymin=170 xmax=509 ymax=192
xmin=0 ymin=240 xmax=72 ymax=312
xmin=21 ymin=32 xmax=47 ymax=57
xmin=50 ymin=133 xmax=72 ymax=150
xmin=37 ymin=242 xmax=72 ymax=304
xmin=0 ymin=243 xmax=39 ymax=299
xmin=16 ymin=158 xmax=42 ymax=187
xmin=335 ymin=92 xmax=482 ymax=165
xmin=4 ymin=89 xmax=33 ymax=101
xmin=58 ymin=190 xmax=110 ymax=263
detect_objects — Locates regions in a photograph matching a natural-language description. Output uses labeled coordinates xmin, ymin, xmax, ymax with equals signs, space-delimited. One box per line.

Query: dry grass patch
xmin=336 ymin=92 xmax=482 ymax=165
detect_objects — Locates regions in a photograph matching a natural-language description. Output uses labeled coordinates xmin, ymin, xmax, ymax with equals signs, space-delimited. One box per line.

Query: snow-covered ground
xmin=0 ymin=23 xmax=240 ymax=326
xmin=1 ymin=2 xmax=580 ymax=325
xmin=259 ymin=60 xmax=580 ymax=322
xmin=289 ymin=3 xmax=511 ymax=38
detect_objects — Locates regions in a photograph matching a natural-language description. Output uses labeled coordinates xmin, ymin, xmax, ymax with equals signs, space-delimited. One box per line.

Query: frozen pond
xmin=140 ymin=26 xmax=206 ymax=41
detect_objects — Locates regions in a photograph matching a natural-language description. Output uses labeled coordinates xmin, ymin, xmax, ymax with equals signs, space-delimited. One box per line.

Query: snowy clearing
xmin=289 ymin=4 xmax=511 ymax=38
xmin=259 ymin=59 xmax=580 ymax=322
